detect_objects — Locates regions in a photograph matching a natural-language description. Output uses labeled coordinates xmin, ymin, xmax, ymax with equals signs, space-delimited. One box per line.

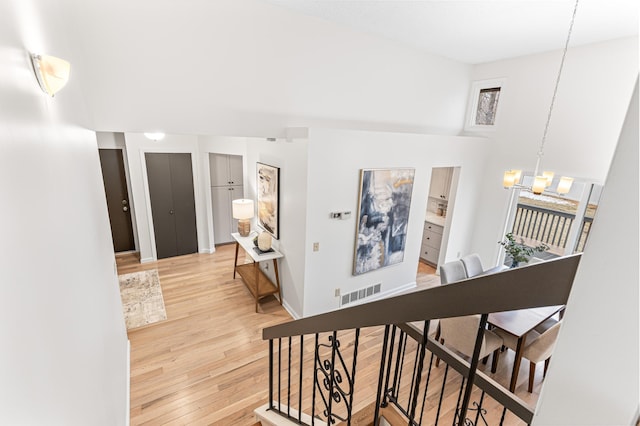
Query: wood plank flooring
xmin=119 ymin=246 xmax=542 ymax=425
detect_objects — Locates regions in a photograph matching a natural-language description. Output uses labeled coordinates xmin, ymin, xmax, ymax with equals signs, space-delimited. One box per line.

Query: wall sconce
xmin=30 ymin=53 xmax=71 ymax=97
xmin=232 ymin=199 xmax=254 ymax=237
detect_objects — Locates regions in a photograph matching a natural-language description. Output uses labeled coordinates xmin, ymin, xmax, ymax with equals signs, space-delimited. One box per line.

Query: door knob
xmin=122 ymin=199 xmax=128 ymax=205
xmin=123 ymin=206 xmax=128 ymax=212
xmin=169 ymin=210 xmax=174 ymax=215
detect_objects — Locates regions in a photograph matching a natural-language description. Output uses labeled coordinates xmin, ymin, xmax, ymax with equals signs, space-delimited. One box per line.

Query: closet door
xmin=169 ymin=153 xmax=198 ymax=256
xmin=145 ymin=153 xmax=198 ymax=259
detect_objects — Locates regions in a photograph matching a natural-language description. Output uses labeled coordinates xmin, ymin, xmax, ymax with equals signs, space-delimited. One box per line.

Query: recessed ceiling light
xmin=144 ymin=132 xmax=165 ymax=141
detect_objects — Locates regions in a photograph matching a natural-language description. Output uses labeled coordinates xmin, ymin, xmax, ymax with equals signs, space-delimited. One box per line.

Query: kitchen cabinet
xmin=420 ymin=222 xmax=444 ymax=266
xmin=429 ymin=167 xmax=453 ymax=201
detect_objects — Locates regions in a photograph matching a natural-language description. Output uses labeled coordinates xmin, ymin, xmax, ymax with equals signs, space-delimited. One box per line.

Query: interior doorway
xmin=99 ymin=149 xmax=136 ymax=252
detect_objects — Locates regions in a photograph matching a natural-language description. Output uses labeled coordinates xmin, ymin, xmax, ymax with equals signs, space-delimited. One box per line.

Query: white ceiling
xmin=264 ymin=0 xmax=639 ymax=64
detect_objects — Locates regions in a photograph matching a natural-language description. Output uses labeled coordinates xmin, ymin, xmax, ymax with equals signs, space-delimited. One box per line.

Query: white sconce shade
xmin=30 ymin=53 xmax=71 ymax=97
xmin=532 ymin=176 xmax=547 ymax=195
xmin=542 ymin=171 xmax=554 ymax=187
xmin=512 ymin=169 xmax=522 ymax=184
xmin=144 ymin=132 xmax=165 ymax=141
xmin=232 ymin=199 xmax=254 ymax=237
xmin=557 ymin=176 xmax=574 ymax=194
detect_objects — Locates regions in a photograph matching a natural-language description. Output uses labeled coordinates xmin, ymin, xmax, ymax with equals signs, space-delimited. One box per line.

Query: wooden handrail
xmin=263 ymin=254 xmax=580 ymax=340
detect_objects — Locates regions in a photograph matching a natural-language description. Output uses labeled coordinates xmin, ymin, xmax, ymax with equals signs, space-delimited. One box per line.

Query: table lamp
xmin=232 ymin=199 xmax=254 ymax=237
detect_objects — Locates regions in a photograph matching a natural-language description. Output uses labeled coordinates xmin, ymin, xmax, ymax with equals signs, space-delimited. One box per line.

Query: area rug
xmin=118 ymin=269 xmax=167 ymax=330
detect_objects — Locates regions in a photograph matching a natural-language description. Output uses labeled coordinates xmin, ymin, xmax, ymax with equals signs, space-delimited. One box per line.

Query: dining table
xmin=488 ymin=304 xmax=565 ymax=392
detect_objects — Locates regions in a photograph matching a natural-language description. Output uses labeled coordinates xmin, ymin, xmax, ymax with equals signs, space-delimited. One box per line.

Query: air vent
xmin=340 ymin=283 xmax=382 ymax=307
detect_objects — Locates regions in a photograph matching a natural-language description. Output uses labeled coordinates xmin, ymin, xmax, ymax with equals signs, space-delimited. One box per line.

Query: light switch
xmin=313 ymin=242 xmax=319 ymax=251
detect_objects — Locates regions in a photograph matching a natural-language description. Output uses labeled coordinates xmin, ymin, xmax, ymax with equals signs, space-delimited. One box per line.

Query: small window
xmin=465 ymin=78 xmax=505 ymax=131
xmin=475 ymin=87 xmax=501 ymax=125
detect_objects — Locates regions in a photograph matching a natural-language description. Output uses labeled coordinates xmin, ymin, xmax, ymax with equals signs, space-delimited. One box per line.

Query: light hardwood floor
xmin=118 ymin=246 xmax=542 ymax=425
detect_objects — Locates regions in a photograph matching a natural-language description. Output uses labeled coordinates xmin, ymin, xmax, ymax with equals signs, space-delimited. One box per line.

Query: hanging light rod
xmin=504 ymin=0 xmax=578 ymax=196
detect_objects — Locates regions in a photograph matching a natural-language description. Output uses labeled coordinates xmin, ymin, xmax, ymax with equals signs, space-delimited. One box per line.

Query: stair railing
xmin=262 ymin=254 xmax=581 ymax=425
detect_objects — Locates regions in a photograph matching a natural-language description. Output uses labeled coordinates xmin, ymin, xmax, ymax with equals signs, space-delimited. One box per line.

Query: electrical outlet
xmin=313 ymin=242 xmax=319 ymax=251
xmin=264 ymin=262 xmax=269 ymax=270
xmin=334 ymin=288 xmax=340 ymax=297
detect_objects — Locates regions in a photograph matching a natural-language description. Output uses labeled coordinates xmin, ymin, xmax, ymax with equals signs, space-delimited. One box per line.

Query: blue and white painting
xmin=353 ymin=168 xmax=415 ymax=276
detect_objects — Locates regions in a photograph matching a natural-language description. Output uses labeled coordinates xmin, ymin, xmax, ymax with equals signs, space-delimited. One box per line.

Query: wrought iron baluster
xmin=299 ymin=335 xmax=304 ymax=424
xmin=279 ymin=338 xmax=282 ymax=413
xmin=453 ymin=377 xmax=466 ymax=426
xmin=347 ymin=329 xmax=360 ymax=425
xmin=406 ymin=333 xmax=421 ymax=414
xmin=373 ymin=325 xmax=391 ymax=426
xmin=435 ymin=364 xmax=450 ymax=426
xmin=381 ymin=325 xmax=397 ymax=407
xmin=408 ymin=320 xmax=430 ymax=422
xmin=327 ymin=331 xmax=338 ymax=424
xmin=312 ymin=333 xmax=319 ymax=426
xmin=418 ymin=352 xmax=436 ymax=425
xmin=392 ymin=331 xmax=407 ymax=401
xmin=269 ymin=339 xmax=274 ymax=410
xmin=288 ymin=336 xmax=292 ymax=417
xmin=457 ymin=314 xmax=489 ymax=426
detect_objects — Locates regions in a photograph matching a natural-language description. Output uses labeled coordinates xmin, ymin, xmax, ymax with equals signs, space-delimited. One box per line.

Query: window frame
xmin=464 ymin=78 xmax=506 ymax=132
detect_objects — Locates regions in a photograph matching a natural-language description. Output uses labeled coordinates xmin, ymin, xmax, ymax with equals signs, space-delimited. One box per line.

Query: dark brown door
xmin=145 ymin=153 xmax=198 ymax=259
xmin=99 ymin=149 xmax=135 ymax=252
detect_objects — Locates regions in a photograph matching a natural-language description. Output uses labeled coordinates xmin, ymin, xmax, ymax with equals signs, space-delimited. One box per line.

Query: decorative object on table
xmin=353 ymin=168 xmax=415 ymax=275
xmin=252 ymin=231 xmax=274 ymax=254
xmin=499 ymin=232 xmax=549 ymax=268
xmin=502 ymin=0 xmax=579 ymax=196
xmin=118 ymin=269 xmax=167 ymax=330
xmin=232 ymin=199 xmax=254 ymax=237
xmin=257 ymin=162 xmax=280 ymax=239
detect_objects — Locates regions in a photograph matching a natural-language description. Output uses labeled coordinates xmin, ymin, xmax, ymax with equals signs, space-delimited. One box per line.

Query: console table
xmin=232 ymin=232 xmax=283 ymax=312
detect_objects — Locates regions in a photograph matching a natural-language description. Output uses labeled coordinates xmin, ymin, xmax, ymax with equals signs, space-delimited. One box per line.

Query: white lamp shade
xmin=31 ymin=54 xmax=70 ymax=96
xmin=532 ymin=176 xmax=547 ymax=195
xmin=232 ymin=199 xmax=254 ymax=220
xmin=503 ymin=171 xmax=516 ymax=188
xmin=542 ymin=171 xmax=554 ymax=187
xmin=557 ymin=176 xmax=574 ymax=194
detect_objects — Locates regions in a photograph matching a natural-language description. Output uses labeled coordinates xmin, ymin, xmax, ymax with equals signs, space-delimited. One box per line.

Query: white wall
xmin=124 ymin=133 xmax=208 ymax=262
xmin=534 ymin=81 xmax=639 ymax=425
xmin=242 ymin=137 xmax=309 ymax=318
xmin=0 ymin=0 xmax=128 ymax=423
xmin=466 ymin=37 xmax=638 ymax=266
xmin=62 ymin=0 xmax=471 ymax=138
xmin=302 ymin=128 xmax=488 ymax=316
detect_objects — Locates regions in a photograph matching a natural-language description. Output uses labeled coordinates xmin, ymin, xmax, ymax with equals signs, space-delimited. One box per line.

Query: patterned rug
xmin=118 ymin=269 xmax=167 ymax=330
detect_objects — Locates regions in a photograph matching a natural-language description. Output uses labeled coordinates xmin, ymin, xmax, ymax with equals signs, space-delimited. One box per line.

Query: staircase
xmin=254 ymin=255 xmax=580 ymax=425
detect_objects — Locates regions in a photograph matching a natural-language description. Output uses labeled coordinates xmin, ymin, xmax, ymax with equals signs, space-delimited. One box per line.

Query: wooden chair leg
xmin=528 ymin=361 xmax=536 ymax=393
xmin=435 ymin=338 xmax=444 ymax=367
xmin=482 ymin=355 xmax=489 ymax=365
xmin=491 ymin=348 xmax=500 ymax=373
xmin=543 ymin=357 xmax=551 ymax=377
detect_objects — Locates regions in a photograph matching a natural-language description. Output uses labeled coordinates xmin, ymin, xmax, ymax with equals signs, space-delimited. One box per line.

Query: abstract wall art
xmin=257 ymin=162 xmax=280 ymax=239
xmin=353 ymin=168 xmax=415 ymax=275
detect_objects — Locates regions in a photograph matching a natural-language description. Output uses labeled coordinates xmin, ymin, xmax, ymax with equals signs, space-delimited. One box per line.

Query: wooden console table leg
xmin=233 ymin=242 xmax=240 ymax=279
xmin=273 ymin=259 xmax=282 ymax=305
xmin=254 ymin=261 xmax=260 ymax=313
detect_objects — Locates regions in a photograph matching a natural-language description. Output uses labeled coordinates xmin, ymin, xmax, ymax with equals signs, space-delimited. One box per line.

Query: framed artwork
xmin=257 ymin=162 xmax=280 ymax=239
xmin=353 ymin=168 xmax=415 ymax=275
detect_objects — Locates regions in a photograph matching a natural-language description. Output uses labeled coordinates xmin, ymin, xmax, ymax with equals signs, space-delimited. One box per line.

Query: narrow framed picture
xmin=353 ymin=168 xmax=415 ymax=275
xmin=257 ymin=162 xmax=280 ymax=239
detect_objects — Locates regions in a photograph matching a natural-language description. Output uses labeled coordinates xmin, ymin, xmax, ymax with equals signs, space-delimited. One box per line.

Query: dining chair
xmin=495 ymin=321 xmax=563 ymax=392
xmin=439 ymin=260 xmax=467 ymax=284
xmin=437 ymin=314 xmax=503 ymax=373
xmin=460 ymin=253 xmax=484 ymax=277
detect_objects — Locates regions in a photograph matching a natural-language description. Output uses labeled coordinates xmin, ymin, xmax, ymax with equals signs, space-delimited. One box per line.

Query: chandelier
xmin=503 ymin=0 xmax=579 ymax=196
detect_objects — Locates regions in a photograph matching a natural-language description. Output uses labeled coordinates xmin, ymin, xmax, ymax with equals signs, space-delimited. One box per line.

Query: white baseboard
xmin=199 ymin=247 xmax=215 ymax=254
xmin=254 ymin=403 xmax=312 ymax=426
xmin=140 ymin=257 xmax=154 ymax=264
xmin=282 ymin=299 xmax=301 ymax=320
